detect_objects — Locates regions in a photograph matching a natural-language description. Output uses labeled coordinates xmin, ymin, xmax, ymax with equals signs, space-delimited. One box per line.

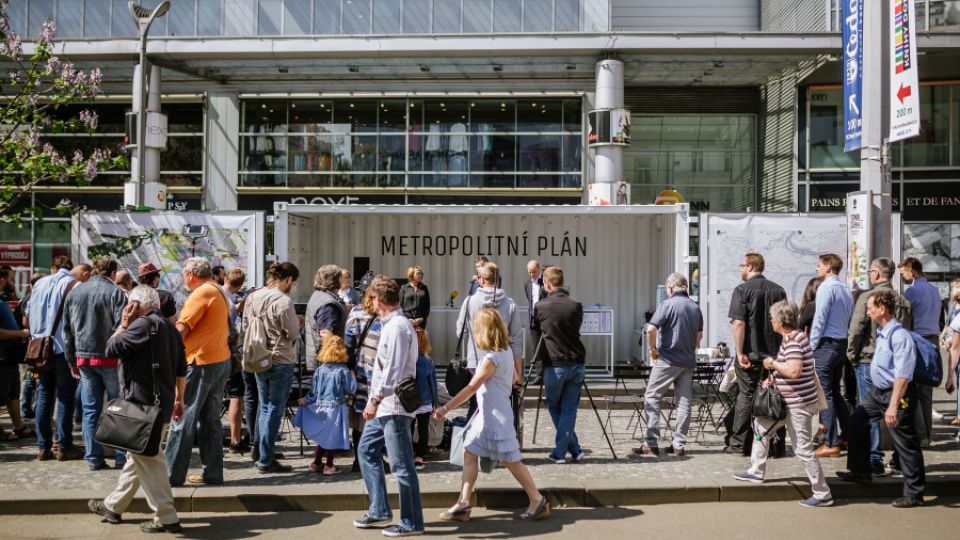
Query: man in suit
xmin=524 ymin=260 xmax=544 ymax=381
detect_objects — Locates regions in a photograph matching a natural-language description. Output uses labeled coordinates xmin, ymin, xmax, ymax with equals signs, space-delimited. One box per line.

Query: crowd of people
xmin=0 ymin=248 xmax=957 ymax=534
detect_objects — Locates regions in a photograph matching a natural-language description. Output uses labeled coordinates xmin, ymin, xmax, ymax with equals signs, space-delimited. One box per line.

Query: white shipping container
xmin=274 ymin=204 xmax=690 ymax=374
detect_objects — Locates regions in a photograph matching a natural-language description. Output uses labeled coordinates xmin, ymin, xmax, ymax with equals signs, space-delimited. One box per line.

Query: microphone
xmin=447 ymin=290 xmax=459 ymax=308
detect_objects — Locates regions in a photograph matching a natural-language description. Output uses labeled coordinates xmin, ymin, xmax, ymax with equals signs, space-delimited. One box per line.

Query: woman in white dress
xmin=433 ymin=308 xmax=549 ymax=522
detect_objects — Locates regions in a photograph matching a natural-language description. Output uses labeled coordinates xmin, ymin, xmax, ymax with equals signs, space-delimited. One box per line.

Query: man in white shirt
xmin=524 ymin=260 xmax=544 ymax=373
xmin=354 ymin=275 xmax=424 ymax=537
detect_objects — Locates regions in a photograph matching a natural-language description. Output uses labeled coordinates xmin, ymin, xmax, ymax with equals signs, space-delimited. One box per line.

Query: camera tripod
xmin=520 ymin=334 xmax=618 ymax=460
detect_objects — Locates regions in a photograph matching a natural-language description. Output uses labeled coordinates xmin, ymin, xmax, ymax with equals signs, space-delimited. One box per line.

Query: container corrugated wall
xmin=280 ymin=206 xmax=687 ymax=372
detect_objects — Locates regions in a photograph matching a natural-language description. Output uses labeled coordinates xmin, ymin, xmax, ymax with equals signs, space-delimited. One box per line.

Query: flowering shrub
xmin=1 ymin=0 xmax=127 ymax=222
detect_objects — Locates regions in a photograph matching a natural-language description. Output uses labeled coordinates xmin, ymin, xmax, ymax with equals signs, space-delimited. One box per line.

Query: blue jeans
xmin=255 ymin=363 xmax=294 ymax=468
xmin=165 ymin=360 xmax=231 ymax=486
xmin=35 ymin=354 xmax=79 ymax=451
xmin=20 ymin=369 xmax=36 ymax=418
xmin=358 ymin=415 xmax=424 ymax=532
xmin=854 ymin=363 xmax=883 ymax=464
xmin=814 ymin=339 xmax=850 ymax=448
xmin=243 ymin=371 xmax=259 ymax=447
xmin=544 ymin=363 xmax=584 ymax=460
xmin=79 ymin=365 xmax=126 ymax=466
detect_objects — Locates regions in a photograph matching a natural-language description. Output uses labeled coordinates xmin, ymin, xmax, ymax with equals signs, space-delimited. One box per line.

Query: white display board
xmin=73 ymin=211 xmax=265 ymax=307
xmin=700 ymin=213 xmax=848 ymax=349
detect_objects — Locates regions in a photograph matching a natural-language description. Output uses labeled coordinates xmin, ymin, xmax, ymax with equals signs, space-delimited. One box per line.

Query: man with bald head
xmin=524 ymin=260 xmax=545 ymax=381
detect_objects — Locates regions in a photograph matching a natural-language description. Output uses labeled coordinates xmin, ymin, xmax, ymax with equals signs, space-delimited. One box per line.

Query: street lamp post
xmin=129 ymin=1 xmax=170 ymax=208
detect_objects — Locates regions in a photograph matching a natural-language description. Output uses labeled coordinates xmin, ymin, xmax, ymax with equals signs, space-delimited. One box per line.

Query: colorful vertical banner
xmin=846 ymin=191 xmax=872 ymax=291
xmin=889 ymin=0 xmax=921 ymax=142
xmin=842 ymin=0 xmax=863 ymax=152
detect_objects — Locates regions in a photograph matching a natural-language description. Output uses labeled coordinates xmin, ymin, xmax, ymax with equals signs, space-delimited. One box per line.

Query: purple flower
xmin=79 ymin=109 xmax=98 ymax=131
xmin=85 ymin=160 xmax=97 ymax=180
xmin=2 ymin=33 xmax=22 ymax=60
xmin=38 ymin=18 xmax=56 ymax=47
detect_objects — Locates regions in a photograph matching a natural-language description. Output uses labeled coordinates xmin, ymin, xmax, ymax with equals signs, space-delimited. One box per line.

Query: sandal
xmin=519 ymin=496 xmax=550 ymax=521
xmin=950 ymin=417 xmax=959 ymax=426
xmin=439 ymin=503 xmax=472 ymax=522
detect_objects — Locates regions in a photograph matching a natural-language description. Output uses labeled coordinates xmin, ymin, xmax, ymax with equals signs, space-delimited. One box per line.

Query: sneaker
xmin=414 ymin=457 xmax=425 ymax=471
xmin=548 ymin=456 xmax=567 ymax=464
xmin=892 ymin=496 xmax=924 ymax=508
xmin=932 ymin=409 xmax=944 ymax=421
xmin=187 ymin=474 xmax=224 ymax=485
xmin=139 ymin=519 xmax=183 ymax=533
xmin=353 ymin=514 xmax=392 ymax=529
xmin=799 ymin=495 xmax=834 ymax=508
xmin=571 ymin=451 xmax=586 ymax=463
xmin=381 ymin=525 xmax=424 ymax=537
xmin=871 ymin=461 xmax=888 ymax=477
xmin=87 ymin=499 xmax=121 ymax=524
xmin=258 ymin=461 xmax=293 ymax=474
xmin=732 ymin=471 xmax=764 ymax=484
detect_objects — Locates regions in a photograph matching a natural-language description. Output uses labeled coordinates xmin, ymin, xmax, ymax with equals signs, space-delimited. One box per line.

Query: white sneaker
xmin=932 ymin=409 xmax=944 ymax=421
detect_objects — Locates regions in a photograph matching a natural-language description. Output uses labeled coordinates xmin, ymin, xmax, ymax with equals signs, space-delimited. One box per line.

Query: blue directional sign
xmin=843 ymin=0 xmax=864 ymax=152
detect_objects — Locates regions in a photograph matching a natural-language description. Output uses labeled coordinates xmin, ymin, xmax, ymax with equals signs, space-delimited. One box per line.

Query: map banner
xmin=73 ymin=211 xmax=265 ymax=308
xmin=700 ymin=213 xmax=847 ymax=350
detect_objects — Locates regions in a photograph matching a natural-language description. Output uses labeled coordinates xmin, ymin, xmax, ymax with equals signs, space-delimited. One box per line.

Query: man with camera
xmin=532 ymin=266 xmax=586 ymax=465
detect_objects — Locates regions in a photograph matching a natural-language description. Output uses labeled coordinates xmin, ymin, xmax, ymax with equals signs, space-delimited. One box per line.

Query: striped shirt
xmin=773 ymin=330 xmax=818 ymax=407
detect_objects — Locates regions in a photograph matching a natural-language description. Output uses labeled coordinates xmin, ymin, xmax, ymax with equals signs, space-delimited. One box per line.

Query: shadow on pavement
xmin=425 ymin=506 xmax=645 ymax=538
xmin=176 ymin=511 xmax=330 ymax=539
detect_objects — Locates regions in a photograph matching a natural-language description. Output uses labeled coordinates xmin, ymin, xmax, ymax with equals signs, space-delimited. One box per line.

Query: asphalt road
xmin=4 ymin=498 xmax=958 ymax=539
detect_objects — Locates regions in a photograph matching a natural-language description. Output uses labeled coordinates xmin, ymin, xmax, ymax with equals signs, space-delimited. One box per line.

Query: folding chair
xmin=602 ymin=362 xmax=649 ymax=443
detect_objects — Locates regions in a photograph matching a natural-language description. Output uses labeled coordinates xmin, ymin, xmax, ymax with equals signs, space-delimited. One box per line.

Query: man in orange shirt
xmin=164 ymin=257 xmax=232 ymax=486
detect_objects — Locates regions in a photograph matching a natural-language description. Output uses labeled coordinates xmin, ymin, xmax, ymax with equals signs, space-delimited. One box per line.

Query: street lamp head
xmin=129 ymin=1 xmax=171 ymax=22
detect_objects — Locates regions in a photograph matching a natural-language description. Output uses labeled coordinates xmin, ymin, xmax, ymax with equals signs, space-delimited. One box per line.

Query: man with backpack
xmin=838 ymin=289 xmax=926 ymax=508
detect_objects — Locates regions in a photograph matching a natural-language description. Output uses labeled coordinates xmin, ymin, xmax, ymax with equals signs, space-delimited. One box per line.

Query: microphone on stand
xmin=447 ymin=290 xmax=459 ymax=308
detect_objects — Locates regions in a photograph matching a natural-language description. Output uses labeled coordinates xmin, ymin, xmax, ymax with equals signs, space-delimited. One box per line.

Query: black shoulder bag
xmin=95 ymin=316 xmax=166 ymax=456
xmin=445 ymin=306 xmax=473 ymax=396
xmin=752 ymin=369 xmax=788 ymax=422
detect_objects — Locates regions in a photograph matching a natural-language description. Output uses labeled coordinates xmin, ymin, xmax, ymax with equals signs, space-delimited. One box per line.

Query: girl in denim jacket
xmin=413 ymin=329 xmax=439 ymax=470
xmin=297 ymin=336 xmax=356 ymax=475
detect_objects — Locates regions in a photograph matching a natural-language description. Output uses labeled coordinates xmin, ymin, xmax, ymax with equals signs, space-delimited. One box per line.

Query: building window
xmin=239 ymin=97 xmax=583 ymax=189
xmin=37 ymin=103 xmax=205 ymax=188
xmin=624 ymin=115 xmax=757 ymax=211
xmin=807 ymin=84 xmax=960 ymax=171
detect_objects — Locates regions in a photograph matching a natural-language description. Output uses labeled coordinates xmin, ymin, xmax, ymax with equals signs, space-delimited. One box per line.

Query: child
xmin=296 ymin=335 xmax=356 ymax=475
xmin=413 ymin=329 xmax=439 ymax=470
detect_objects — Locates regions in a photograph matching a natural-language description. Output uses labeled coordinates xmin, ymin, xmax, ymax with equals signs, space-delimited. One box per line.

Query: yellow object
xmin=655 ymin=189 xmax=684 ymax=205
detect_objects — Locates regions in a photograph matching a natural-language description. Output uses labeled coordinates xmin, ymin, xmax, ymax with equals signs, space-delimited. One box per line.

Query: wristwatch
xmin=370 ymin=396 xmax=382 ymax=406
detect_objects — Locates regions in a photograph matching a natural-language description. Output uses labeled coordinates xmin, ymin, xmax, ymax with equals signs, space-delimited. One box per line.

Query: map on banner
xmin=700 ymin=214 xmax=847 ymax=350
xmin=74 ymin=212 xmax=264 ymax=307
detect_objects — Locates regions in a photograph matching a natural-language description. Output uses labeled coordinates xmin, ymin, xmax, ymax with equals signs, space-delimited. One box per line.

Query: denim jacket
xmin=62 ymin=275 xmax=127 ymax=362
xmin=416 ymin=353 xmax=438 ymax=408
xmin=304 ymin=363 xmax=357 ymax=408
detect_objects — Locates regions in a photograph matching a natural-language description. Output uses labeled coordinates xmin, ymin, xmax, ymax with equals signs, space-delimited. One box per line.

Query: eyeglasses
xmin=414 ymin=271 xmax=423 ymax=276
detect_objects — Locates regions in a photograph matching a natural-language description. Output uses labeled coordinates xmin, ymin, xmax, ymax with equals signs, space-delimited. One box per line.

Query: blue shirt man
xmin=26 ymin=268 xmax=77 ymax=354
xmin=809 ymin=274 xmax=854 ymax=350
xmin=902 ymin=276 xmax=941 ymax=338
xmin=872 ymin=319 xmax=917 ymax=390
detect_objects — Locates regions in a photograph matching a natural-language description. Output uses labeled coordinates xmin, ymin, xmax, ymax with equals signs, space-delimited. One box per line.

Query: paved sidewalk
xmin=1 ymin=385 xmax=957 ymax=514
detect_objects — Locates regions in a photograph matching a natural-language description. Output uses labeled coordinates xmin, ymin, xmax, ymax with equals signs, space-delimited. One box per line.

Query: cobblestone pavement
xmin=1 ymin=386 xmax=957 ymax=493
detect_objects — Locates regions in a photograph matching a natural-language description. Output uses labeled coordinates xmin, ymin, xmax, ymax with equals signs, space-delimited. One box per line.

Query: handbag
xmin=24 ymin=280 xmax=78 ymax=373
xmin=445 ymin=308 xmax=473 ymax=396
xmin=449 ymin=411 xmax=477 ymax=467
xmin=752 ymin=372 xmax=787 ymax=421
xmin=95 ymin=316 xmax=165 ymax=456
xmin=395 ymin=375 xmax=422 ymax=414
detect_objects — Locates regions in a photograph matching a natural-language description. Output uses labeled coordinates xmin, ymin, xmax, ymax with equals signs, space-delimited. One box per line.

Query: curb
xmin=3 ymin=476 xmax=957 ymax=515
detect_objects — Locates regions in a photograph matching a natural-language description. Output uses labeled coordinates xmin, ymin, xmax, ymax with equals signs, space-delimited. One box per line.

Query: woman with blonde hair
xmin=433 ymin=308 xmax=549 ymax=522
xmin=400 ymin=265 xmax=430 ymax=330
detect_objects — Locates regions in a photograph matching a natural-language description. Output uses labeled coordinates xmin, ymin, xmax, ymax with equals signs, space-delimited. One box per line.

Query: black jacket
xmin=524 ymin=277 xmax=543 ymax=323
xmin=399 ymin=282 xmax=430 ymax=326
xmin=532 ymin=288 xmax=585 ymax=366
xmin=106 ymin=311 xmax=187 ymax=422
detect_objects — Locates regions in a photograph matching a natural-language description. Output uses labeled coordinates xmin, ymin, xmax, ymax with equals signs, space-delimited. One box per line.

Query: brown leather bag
xmin=25 ymin=280 xmax=78 ymax=373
